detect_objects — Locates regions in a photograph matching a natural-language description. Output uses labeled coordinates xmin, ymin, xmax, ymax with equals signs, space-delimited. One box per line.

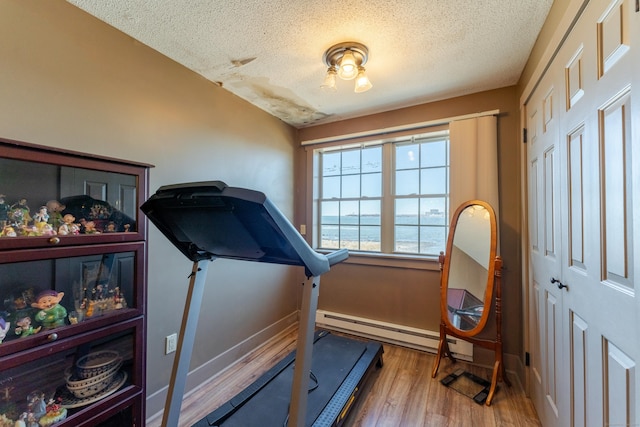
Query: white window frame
xmin=311 ymin=129 xmax=450 ymax=262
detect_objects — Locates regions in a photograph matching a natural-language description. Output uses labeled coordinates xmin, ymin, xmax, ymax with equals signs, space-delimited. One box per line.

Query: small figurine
xmin=32 ymin=206 xmax=49 ymax=224
xmin=0 ymin=194 xmax=9 ymax=227
xmin=57 ymin=214 xmax=79 ymax=236
xmin=27 ymin=392 xmax=46 ymax=420
xmin=84 ymin=221 xmax=100 ymax=234
xmin=10 ymin=198 xmax=31 ymax=226
xmin=45 ymin=200 xmax=65 ymax=230
xmin=113 ymin=287 xmax=125 ymax=309
xmin=36 ymin=222 xmax=56 ymax=236
xmin=26 ymin=412 xmax=38 ymax=427
xmin=0 ymin=318 xmax=9 ymax=343
xmin=14 ymin=316 xmax=41 ymax=338
xmin=15 ymin=412 xmax=27 ymax=427
xmin=31 ymin=290 xmax=67 ymax=329
xmin=23 ymin=225 xmax=40 ymax=237
xmin=37 ymin=398 xmax=67 ymax=427
xmin=0 ymin=225 xmax=17 ymax=237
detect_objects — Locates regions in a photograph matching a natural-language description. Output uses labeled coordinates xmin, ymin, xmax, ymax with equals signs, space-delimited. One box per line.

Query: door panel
xmin=527 ymin=77 xmax=564 ymax=426
xmin=570 ymin=311 xmax=588 ymax=426
xmin=526 ymin=0 xmax=638 ymax=425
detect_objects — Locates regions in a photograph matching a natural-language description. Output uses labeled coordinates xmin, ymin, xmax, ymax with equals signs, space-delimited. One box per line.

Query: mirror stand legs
xmin=431 ymin=324 xmax=456 ymax=378
xmin=431 ymin=325 xmax=512 ymax=406
xmin=484 ymin=344 xmax=511 ymax=406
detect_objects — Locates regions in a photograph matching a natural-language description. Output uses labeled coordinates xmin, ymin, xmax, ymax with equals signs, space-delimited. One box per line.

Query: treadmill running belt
xmin=198 ymin=332 xmax=368 ymax=427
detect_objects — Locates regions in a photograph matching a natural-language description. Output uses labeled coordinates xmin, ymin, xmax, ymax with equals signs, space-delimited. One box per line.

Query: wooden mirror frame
xmin=442 ymin=200 xmax=497 ymax=336
xmin=431 ymin=199 xmax=510 ymax=405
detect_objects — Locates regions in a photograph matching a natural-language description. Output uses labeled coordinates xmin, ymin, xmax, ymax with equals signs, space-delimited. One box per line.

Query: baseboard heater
xmin=315 ymin=310 xmax=473 ymax=361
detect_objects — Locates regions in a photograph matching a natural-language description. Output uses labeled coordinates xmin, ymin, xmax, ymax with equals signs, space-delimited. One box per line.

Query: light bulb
xmin=338 ymin=50 xmax=358 ymax=80
xmin=354 ymin=67 xmax=372 ymax=93
xmin=321 ymin=67 xmax=338 ymax=92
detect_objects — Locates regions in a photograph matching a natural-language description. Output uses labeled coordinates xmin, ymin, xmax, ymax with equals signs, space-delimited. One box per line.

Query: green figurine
xmin=32 ymin=290 xmax=67 ymax=329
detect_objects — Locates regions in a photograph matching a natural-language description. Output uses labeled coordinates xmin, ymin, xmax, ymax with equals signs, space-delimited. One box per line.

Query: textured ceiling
xmin=66 ymin=0 xmax=553 ymax=128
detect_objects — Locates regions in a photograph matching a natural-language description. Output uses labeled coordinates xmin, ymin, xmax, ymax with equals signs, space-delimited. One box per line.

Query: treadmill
xmin=141 ymin=181 xmax=383 ymax=427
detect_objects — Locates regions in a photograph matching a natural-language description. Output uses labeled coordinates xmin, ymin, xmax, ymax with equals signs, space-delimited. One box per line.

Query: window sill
xmin=317 ymin=250 xmax=441 ymax=271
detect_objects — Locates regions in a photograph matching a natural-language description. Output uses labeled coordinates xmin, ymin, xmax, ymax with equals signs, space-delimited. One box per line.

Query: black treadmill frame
xmin=141 ymin=181 xmax=378 ymax=427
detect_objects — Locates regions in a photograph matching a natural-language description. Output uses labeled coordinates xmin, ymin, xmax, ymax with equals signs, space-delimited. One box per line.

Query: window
xmin=314 ymin=131 xmax=449 ymax=257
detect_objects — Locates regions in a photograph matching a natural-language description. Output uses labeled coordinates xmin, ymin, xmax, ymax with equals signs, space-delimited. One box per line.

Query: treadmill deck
xmin=194 ymin=331 xmax=383 ymax=427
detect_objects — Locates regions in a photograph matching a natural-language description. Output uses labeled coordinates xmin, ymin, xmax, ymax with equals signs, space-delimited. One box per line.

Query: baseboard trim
xmin=145 ymin=311 xmax=298 ymax=424
xmin=315 ymin=309 xmax=473 ymax=360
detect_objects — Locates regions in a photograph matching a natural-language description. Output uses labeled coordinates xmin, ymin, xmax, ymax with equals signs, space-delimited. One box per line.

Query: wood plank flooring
xmin=147 ymin=327 xmax=541 ymax=427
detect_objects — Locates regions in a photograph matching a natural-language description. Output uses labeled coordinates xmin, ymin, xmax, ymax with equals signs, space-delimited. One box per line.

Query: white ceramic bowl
xmin=75 ymin=350 xmax=121 ymax=379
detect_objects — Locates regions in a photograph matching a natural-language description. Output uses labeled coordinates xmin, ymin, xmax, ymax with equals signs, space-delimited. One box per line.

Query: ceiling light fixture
xmin=321 ymin=42 xmax=372 ymax=93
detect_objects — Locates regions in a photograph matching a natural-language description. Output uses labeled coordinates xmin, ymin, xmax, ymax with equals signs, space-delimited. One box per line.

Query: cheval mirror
xmin=431 ymin=200 xmax=509 ymax=405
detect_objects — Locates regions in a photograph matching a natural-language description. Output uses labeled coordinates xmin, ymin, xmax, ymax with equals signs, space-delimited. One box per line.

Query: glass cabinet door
xmin=0 ymin=243 xmax=144 ymax=356
xmin=0 ymin=319 xmax=143 ymax=427
xmin=0 ymin=141 xmax=149 ymax=249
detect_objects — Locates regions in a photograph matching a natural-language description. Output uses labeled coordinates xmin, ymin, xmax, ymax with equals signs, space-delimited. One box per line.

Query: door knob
xmin=550 ymin=277 xmax=568 ymax=290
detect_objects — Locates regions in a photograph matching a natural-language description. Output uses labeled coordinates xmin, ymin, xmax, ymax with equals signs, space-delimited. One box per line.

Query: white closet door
xmin=526 ymin=0 xmax=639 ymax=425
xmin=527 ymin=65 xmax=566 ymax=427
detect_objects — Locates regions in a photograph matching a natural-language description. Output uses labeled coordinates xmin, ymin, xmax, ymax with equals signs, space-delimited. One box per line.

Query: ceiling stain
xmin=231 ymin=57 xmax=257 ymax=67
xmin=226 ymin=75 xmax=331 ymax=126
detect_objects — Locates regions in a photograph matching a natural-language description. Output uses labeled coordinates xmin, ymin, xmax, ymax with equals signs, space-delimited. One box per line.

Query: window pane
xmin=395 ymin=169 xmax=419 ymax=195
xmin=361 ymin=173 xmax=381 ymax=197
xmin=420 ymin=225 xmax=446 ymax=255
xmin=360 ymin=226 xmax=381 ymax=251
xmin=341 ymin=150 xmax=360 ymax=175
xmin=322 ymin=176 xmax=340 ymax=198
xmin=362 ymin=146 xmax=382 ymax=173
xmin=395 ymin=225 xmax=418 ymax=253
xmin=323 ymin=152 xmax=340 ymax=176
xmin=420 ymin=167 xmax=447 ymax=195
xmin=339 ymin=201 xmax=359 ymax=228
xmin=395 ymin=143 xmax=419 ymax=170
xmin=341 ymin=174 xmax=360 ymax=198
xmin=361 ymin=200 xmax=381 ymax=224
xmin=421 ymin=198 xmax=447 ymax=225
xmin=395 ymin=198 xmax=418 ymax=225
xmin=321 ymin=201 xmax=339 ymax=222
xmin=321 ymin=225 xmax=339 ymax=249
xmin=340 ymin=226 xmax=359 ymax=250
xmin=421 ymin=139 xmax=448 ymax=168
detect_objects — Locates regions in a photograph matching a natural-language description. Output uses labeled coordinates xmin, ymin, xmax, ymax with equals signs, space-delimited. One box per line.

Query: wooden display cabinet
xmin=0 ymin=138 xmax=150 ymax=426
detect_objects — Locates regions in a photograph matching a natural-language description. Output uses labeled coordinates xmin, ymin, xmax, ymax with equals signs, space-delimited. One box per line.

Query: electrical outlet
xmin=300 ymin=224 xmax=306 ymax=235
xmin=165 ymin=333 xmax=177 ymax=354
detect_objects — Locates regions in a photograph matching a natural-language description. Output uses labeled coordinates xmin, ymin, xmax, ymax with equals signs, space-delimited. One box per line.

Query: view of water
xmin=320 ymin=215 xmax=448 ymax=255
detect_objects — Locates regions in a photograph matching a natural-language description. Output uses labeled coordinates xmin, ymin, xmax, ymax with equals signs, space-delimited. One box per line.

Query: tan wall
xmin=296 ymin=87 xmax=523 ymax=361
xmin=519 ymin=0 xmax=573 ymax=92
xmin=0 ymin=1 xmax=300 ymax=417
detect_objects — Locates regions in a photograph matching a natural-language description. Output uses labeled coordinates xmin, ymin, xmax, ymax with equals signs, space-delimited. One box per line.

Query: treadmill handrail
xmin=326 ymin=248 xmax=349 ymax=266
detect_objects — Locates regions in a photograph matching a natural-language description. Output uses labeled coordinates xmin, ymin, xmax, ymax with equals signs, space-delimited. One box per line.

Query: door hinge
xmin=525 ymin=352 xmax=530 ymax=366
xmin=523 ymin=128 xmax=528 ymax=143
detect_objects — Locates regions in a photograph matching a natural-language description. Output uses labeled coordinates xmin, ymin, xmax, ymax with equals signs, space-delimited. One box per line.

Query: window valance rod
xmin=300 ymin=109 xmax=500 ymax=146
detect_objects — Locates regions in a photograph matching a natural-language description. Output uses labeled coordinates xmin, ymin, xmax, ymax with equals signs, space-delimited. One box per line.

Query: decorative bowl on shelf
xmin=75 ymin=350 xmax=121 ymax=379
xmin=67 ymin=374 xmax=115 ymax=398
xmin=65 ymin=358 xmax=123 ymax=399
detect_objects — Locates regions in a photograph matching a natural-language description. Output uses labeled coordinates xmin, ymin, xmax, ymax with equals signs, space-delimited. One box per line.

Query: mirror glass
xmin=445 ymin=202 xmax=495 ymax=334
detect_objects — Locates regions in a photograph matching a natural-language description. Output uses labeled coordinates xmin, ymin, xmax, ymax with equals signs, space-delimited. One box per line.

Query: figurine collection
xmin=0 ymin=194 xmax=134 ymax=238
xmin=0 ymin=193 xmax=132 ymax=425
xmin=0 ymin=282 xmax=127 ymax=425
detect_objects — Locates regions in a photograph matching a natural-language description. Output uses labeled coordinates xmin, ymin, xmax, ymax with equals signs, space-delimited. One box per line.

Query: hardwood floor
xmin=147 ymin=327 xmax=541 ymax=427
